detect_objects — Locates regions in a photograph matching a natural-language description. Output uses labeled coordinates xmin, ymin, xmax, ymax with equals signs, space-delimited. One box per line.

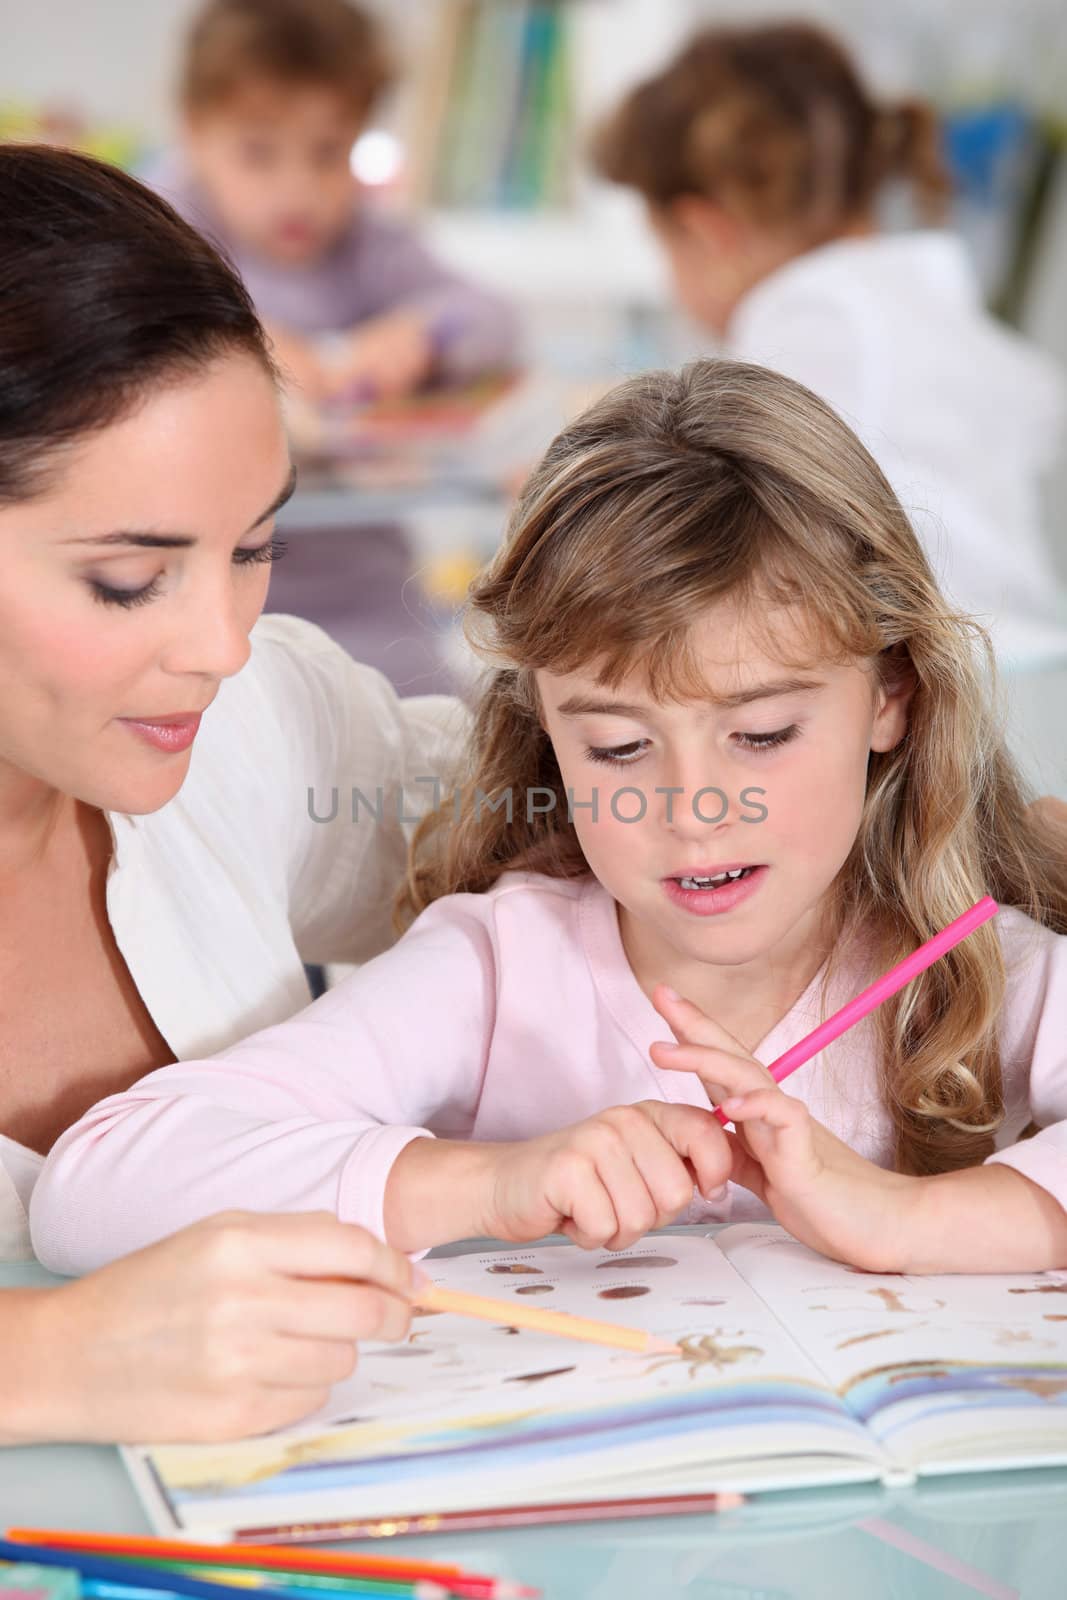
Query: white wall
xmin=0 ymin=0 xmax=197 ymax=140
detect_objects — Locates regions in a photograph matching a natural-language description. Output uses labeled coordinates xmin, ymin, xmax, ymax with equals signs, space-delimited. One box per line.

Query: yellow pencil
xmin=415 ymin=1282 xmax=681 ymax=1355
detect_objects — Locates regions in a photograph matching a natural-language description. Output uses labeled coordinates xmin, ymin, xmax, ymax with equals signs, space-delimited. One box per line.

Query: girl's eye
xmin=88 ymin=537 xmax=288 ymax=609
xmin=586 ymin=739 xmax=650 ymax=768
xmin=733 ymin=724 xmax=800 ymax=753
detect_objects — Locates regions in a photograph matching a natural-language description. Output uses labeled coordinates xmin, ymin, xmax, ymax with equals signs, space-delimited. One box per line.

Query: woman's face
xmin=0 ymin=353 xmax=292 ymax=816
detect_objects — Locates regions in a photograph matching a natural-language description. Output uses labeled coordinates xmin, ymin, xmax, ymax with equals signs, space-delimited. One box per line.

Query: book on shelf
xmin=124 ymin=1225 xmax=1067 ymax=1541
xmin=405 ymin=0 xmax=576 ymax=211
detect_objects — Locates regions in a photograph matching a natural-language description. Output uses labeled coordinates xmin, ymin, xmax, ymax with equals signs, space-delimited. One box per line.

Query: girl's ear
xmin=870 ymin=657 xmax=917 ymax=753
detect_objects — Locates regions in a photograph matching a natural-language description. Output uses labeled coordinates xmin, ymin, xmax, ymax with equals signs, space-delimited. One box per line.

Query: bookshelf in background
xmin=404 ymin=0 xmax=578 ymax=213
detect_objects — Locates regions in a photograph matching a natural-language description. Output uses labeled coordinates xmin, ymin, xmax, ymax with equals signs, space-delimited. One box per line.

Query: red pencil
xmin=233 ymin=1491 xmax=745 ymax=1542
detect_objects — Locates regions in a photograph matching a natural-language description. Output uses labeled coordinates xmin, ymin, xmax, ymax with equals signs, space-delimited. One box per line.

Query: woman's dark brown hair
xmin=593 ymin=22 xmax=952 ymax=236
xmin=0 ymin=144 xmax=273 ymax=505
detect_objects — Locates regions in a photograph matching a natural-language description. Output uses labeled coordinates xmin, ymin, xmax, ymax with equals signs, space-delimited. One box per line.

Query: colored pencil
xmin=90 ymin=1565 xmax=446 ymax=1599
xmin=78 ymin=1567 xmax=448 ymax=1600
xmin=713 ymin=894 xmax=999 ymax=1126
xmin=413 ymin=1282 xmax=680 ymax=1355
xmin=4 ymin=1543 xmax=464 ymax=1588
xmin=232 ymin=1491 xmax=746 ymax=1541
xmin=0 ymin=1547 xmax=297 ymax=1600
xmin=3 ymin=1546 xmax=533 ymax=1600
xmin=77 ymin=1585 xmax=426 ymax=1600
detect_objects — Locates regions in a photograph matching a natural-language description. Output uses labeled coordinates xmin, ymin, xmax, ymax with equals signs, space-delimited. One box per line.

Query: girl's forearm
xmin=383 ymin=1136 xmax=502 ymax=1253
xmin=902 ymin=1164 xmax=1067 ymax=1274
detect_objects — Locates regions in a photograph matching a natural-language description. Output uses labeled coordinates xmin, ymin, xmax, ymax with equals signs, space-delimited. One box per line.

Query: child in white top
xmin=593 ymin=21 xmax=1067 ymax=661
xmin=33 ymin=360 xmax=1067 ymax=1281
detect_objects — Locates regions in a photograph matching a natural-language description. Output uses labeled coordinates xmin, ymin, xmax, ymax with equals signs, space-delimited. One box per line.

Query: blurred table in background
xmin=272 ymin=373 xmax=584 ymax=698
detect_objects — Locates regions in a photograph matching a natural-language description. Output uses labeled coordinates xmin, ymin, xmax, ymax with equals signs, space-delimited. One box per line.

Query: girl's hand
xmin=15 ymin=1212 xmax=417 ymax=1446
xmin=483 ymin=1101 xmax=732 ymax=1251
xmin=649 ymin=987 xmax=919 ymax=1271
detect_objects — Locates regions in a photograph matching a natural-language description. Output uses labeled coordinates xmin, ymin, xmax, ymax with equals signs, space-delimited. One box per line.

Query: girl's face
xmin=0 ymin=353 xmax=292 ymax=816
xmin=537 ymin=602 xmax=911 ymax=978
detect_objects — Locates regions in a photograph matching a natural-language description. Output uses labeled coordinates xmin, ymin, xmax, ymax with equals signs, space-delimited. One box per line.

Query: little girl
xmin=593 ymin=22 xmax=1067 ymax=663
xmin=32 ymin=360 xmax=1067 ymax=1278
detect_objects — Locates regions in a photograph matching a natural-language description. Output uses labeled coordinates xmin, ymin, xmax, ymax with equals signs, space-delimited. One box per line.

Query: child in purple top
xmin=150 ymin=0 xmax=520 ymax=404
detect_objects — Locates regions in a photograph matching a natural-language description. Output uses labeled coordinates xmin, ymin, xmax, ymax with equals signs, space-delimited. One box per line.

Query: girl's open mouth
xmin=662 ymin=864 xmax=767 ymax=917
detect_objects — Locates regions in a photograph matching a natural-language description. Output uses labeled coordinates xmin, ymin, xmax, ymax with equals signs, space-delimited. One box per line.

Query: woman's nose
xmin=161 ymin=589 xmax=253 ymax=682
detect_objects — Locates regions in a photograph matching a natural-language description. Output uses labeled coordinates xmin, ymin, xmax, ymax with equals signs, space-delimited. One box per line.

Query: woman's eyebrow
xmin=61 ymin=465 xmax=297 ymax=550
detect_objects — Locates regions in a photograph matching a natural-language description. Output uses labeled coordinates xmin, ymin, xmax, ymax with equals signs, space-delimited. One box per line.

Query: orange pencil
xmin=415 ymin=1282 xmax=680 ymax=1354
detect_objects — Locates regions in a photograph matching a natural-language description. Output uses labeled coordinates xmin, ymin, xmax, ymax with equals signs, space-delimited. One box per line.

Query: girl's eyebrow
xmin=61 ymin=465 xmax=297 ymax=550
xmin=557 ymin=676 xmax=825 ymax=718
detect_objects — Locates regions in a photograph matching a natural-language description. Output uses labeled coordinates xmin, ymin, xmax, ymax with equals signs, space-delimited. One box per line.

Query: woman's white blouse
xmin=0 ymin=613 xmax=466 ymax=1260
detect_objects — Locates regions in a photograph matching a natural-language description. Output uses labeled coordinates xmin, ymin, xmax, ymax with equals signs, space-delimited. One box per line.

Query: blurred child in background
xmin=149 ymin=0 xmax=520 ymax=692
xmin=152 ymin=0 xmax=519 ymax=405
xmin=595 ymin=21 xmax=1066 ymax=661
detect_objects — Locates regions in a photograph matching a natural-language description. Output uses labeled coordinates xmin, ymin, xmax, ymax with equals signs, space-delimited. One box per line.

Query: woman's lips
xmin=118 ymin=713 xmax=202 ymax=754
xmin=662 ymin=864 xmax=767 ymax=917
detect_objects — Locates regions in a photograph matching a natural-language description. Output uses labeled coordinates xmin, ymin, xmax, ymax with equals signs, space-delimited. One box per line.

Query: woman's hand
xmin=8 ymin=1211 xmax=417 ymax=1446
xmin=649 ymin=987 xmax=919 ymax=1271
xmin=384 ymin=1103 xmax=732 ymax=1255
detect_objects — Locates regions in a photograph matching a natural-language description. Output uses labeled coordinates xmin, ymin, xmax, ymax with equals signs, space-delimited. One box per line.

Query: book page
xmin=719 ymin=1224 xmax=1067 ymax=1468
xmin=130 ymin=1234 xmax=883 ymax=1537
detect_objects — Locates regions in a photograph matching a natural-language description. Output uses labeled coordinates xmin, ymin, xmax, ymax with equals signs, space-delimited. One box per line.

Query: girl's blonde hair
xmin=401 ymin=359 xmax=1067 ymax=1180
xmin=593 ymin=22 xmax=951 ymax=237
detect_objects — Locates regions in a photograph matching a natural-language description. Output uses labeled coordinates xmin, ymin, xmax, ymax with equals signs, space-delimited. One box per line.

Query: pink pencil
xmin=713 ymin=895 xmax=999 ymax=1126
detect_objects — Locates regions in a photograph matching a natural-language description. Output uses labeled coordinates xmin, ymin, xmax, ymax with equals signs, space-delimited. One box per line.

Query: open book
xmin=126 ymin=1226 xmax=1067 ymax=1538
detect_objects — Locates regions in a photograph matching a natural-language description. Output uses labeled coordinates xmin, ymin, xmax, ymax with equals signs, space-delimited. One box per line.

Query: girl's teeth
xmin=678 ymin=868 xmax=750 ymax=890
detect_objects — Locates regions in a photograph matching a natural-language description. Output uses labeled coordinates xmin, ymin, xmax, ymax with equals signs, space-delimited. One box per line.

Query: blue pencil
xmin=77 ymin=1584 xmax=428 ymax=1600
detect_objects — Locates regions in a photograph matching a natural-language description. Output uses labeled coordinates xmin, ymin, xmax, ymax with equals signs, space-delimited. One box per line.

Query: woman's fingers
xmin=275 ymin=1279 xmax=413 ymax=1344
xmin=253 ymin=1212 xmax=418 ymax=1299
xmin=264 ymin=1334 xmax=361 ymax=1392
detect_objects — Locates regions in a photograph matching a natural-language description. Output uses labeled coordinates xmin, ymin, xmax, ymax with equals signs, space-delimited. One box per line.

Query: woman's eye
xmin=88 ymin=537 xmax=288 ymax=610
xmin=733 ymin=724 xmax=800 ymax=752
xmin=586 ymin=739 xmax=650 ymax=767
xmin=89 ymin=577 xmax=163 ymax=609
xmin=233 ymin=535 xmax=289 ymax=568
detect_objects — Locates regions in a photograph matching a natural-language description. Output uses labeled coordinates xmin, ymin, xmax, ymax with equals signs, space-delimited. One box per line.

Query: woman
xmin=0 ymin=145 xmax=461 ymax=1443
